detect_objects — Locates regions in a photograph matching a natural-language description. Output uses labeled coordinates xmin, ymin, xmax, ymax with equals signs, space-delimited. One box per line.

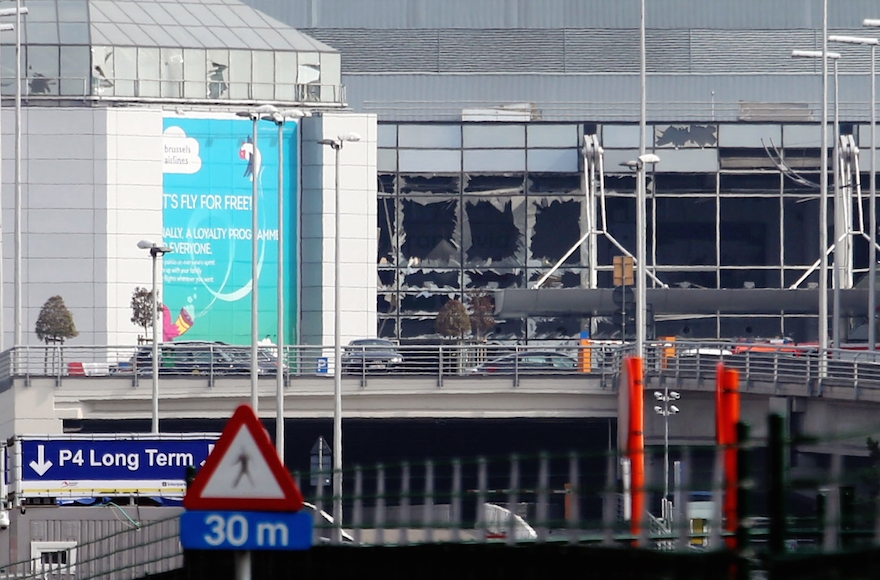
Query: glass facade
xmin=0 ymin=0 xmax=343 ymax=103
xmin=378 ymin=121 xmax=870 ymax=343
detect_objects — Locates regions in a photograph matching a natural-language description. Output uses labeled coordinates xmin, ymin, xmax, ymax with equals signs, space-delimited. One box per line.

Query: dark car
xmin=468 ymin=351 xmax=579 ymax=375
xmin=126 ymin=341 xmax=280 ymax=376
xmin=341 ymin=338 xmax=404 ymax=373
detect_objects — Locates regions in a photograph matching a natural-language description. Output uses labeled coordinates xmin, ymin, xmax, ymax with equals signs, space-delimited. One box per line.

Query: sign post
xmin=180 ymin=405 xmax=311 ymax=579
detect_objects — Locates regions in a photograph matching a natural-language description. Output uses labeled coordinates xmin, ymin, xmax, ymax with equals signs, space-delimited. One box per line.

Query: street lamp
xmin=791 ymin=49 xmax=841 ymax=348
xmin=653 ymin=390 xmax=680 ymax=505
xmin=0 ymin=8 xmax=19 ymax=352
xmin=137 ymin=239 xmax=172 ymax=434
xmin=261 ymin=108 xmax=309 ymax=463
xmin=829 ymin=34 xmax=878 ymax=349
xmin=637 ymin=0 xmax=647 ymax=360
xmin=318 ymin=131 xmax=362 ymax=543
xmin=4 ymin=2 xmax=26 ymax=349
xmin=235 ymin=104 xmax=279 ymax=412
xmin=624 ymin=153 xmax=660 ymax=355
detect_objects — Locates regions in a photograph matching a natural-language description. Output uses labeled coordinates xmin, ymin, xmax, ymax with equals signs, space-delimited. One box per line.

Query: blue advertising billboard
xmin=161 ymin=115 xmax=298 ymax=345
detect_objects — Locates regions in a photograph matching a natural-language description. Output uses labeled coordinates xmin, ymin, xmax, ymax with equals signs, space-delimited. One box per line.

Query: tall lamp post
xmin=829 ymin=35 xmax=878 ymax=349
xmin=261 ymin=108 xmax=308 ymax=463
xmin=628 ymin=153 xmax=660 ymax=356
xmin=235 ymin=104 xmax=279 ymax=412
xmin=637 ymin=0 xmax=647 ymax=359
xmin=318 ymin=131 xmax=362 ymax=543
xmin=137 ymin=240 xmax=172 ymax=434
xmin=9 ymin=1 xmax=25 ymax=349
xmin=0 ymin=14 xmax=17 ymax=352
xmin=863 ymin=20 xmax=880 ymax=348
xmin=791 ymin=49 xmax=841 ymax=348
xmin=653 ymin=390 xmax=680 ymax=509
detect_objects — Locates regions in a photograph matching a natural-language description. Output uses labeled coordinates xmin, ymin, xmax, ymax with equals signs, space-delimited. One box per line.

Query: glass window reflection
xmin=206 ymin=49 xmax=228 ymax=99
xmin=252 ymin=50 xmax=273 ymax=100
xmin=61 ymin=44 xmax=89 ymax=95
xmin=91 ymin=45 xmax=114 ymax=95
xmin=137 ymin=46 xmax=159 ymax=97
xmin=26 ymin=45 xmax=59 ymax=95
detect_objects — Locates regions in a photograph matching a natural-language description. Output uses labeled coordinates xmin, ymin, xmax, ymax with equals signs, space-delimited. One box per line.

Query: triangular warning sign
xmin=184 ymin=404 xmax=303 ymax=512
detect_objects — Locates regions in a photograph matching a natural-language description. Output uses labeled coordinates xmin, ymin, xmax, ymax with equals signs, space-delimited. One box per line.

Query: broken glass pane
xmin=527 ymin=173 xmax=582 ymax=195
xmin=378 ymin=197 xmax=396 ymax=266
xmin=461 ymin=197 xmax=525 ymax=267
xmin=463 ymin=173 xmax=525 ymax=196
xmin=400 ymin=174 xmax=460 ymax=195
xmin=465 ymin=269 xmax=523 ymax=290
xmin=526 ymin=269 xmax=584 ymax=289
xmin=402 ymin=269 xmax=459 ymax=291
xmin=400 ymin=198 xmax=460 ymax=267
xmin=720 ymin=197 xmax=781 ymax=268
xmin=654 ymin=124 xmax=718 ymax=148
xmin=529 ymin=198 xmax=582 ymax=267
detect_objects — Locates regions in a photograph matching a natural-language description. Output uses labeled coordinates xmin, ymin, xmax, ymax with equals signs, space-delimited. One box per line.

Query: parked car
xmin=468 ymin=351 xmax=579 ymax=375
xmin=341 ymin=338 xmax=404 ymax=373
xmin=124 ymin=341 xmax=280 ymax=376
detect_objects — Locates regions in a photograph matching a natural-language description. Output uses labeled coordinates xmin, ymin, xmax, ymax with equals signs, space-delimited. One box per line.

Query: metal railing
xmin=0 ymin=75 xmax=346 ymax=106
xmin=5 ymin=339 xmax=880 ymax=398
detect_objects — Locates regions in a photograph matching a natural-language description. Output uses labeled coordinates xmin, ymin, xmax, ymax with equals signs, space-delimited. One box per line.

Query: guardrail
xmin=3 ymin=340 xmax=880 ymax=397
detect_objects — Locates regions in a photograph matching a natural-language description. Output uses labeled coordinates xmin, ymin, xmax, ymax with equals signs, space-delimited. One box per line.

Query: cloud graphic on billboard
xmin=163 ymin=126 xmax=202 ymax=174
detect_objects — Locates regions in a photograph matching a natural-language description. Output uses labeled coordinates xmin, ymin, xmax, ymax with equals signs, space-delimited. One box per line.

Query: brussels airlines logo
xmin=238 ymin=136 xmax=261 ymax=181
xmin=163 ymin=126 xmax=202 ymax=174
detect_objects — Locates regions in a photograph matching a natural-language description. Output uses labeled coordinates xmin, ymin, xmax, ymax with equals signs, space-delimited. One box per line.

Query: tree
xmin=468 ymin=292 xmax=495 ymax=342
xmin=130 ymin=287 xmax=155 ymax=339
xmin=435 ymin=298 xmax=471 ymax=340
xmin=35 ymin=295 xmax=78 ymax=345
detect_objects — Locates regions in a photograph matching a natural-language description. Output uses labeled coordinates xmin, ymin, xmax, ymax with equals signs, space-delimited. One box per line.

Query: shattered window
xmin=464 ymin=174 xmax=525 ymax=196
xmin=526 ymin=269 xmax=583 ymax=289
xmin=655 ymin=197 xmax=716 ymax=266
xmin=529 ymin=198 xmax=582 ymax=267
xmin=527 ymin=173 xmax=582 ymax=195
xmin=654 ymin=124 xmax=718 ymax=148
xmin=378 ymin=197 xmax=396 ymax=266
xmin=402 ymin=269 xmax=459 ymax=291
xmin=400 ymin=174 xmax=460 ymax=195
xmin=462 ymin=197 xmax=526 ymax=267
xmin=465 ymin=269 xmax=523 ymax=290
xmin=400 ymin=198 xmax=460 ymax=267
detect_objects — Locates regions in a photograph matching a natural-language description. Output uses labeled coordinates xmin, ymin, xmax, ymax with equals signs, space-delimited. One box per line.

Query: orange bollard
xmin=715 ymin=363 xmax=740 ymax=550
xmin=627 ymin=356 xmax=645 ymax=541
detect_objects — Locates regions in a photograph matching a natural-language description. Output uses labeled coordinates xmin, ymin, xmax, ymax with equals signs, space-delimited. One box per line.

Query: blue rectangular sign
xmin=20 ymin=437 xmax=217 ymax=498
xmin=180 ymin=510 xmax=313 ymax=551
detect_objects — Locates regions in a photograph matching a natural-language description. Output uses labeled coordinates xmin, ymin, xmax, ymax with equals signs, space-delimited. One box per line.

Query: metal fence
xmin=4 ymin=340 xmax=880 ymax=396
xmin=3 ymin=412 xmax=880 ymax=578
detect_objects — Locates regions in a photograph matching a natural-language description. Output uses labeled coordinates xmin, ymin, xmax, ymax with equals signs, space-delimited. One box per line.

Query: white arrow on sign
xmin=29 ymin=445 xmax=53 ymax=476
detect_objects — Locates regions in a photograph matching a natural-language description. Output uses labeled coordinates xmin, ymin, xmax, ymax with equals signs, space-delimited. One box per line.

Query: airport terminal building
xmin=3 ymin=0 xmax=880 ymax=348
xmin=240 ymin=0 xmax=880 ymax=344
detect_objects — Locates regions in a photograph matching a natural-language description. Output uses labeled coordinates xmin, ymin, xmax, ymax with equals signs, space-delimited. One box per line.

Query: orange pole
xmin=721 ymin=367 xmax=740 ymax=549
xmin=627 ymin=356 xmax=645 ymax=539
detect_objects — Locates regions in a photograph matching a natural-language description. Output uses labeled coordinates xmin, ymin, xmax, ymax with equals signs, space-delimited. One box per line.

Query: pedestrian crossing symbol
xmin=183 ymin=404 xmax=303 ymax=512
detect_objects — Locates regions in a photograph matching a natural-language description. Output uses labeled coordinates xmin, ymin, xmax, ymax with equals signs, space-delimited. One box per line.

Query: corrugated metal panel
xmin=344 ymin=73 xmax=874 ymax=123
xmin=563 ymin=30 xmax=640 ymax=74
xmin=242 ymin=0 xmax=880 ymax=30
xmin=439 ymin=29 xmax=565 ymax=73
xmin=689 ymin=30 xmax=818 ymax=74
xmin=302 ymin=29 xmax=440 ymax=72
xmin=302 ymin=27 xmax=874 ymax=75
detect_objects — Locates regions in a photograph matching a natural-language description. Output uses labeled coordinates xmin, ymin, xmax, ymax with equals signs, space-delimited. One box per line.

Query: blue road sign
xmin=180 ymin=510 xmax=313 ymax=550
xmin=18 ymin=436 xmax=218 ymax=498
xmin=316 ymin=357 xmax=328 ymax=374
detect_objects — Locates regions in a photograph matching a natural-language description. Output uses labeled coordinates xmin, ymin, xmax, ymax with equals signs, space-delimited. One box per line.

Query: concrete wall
xmin=300 ymin=111 xmax=378 ymax=346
